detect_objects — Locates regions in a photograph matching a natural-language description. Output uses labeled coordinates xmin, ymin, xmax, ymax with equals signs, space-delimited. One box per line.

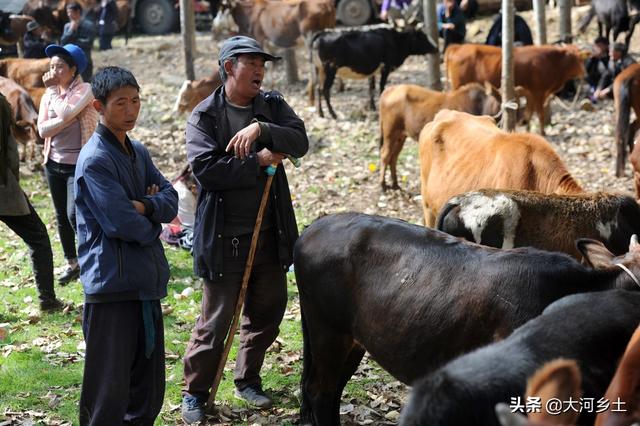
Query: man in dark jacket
xmin=23 ymin=21 xmax=49 ymax=59
xmin=98 ymin=0 xmax=118 ymax=51
xmin=61 ymin=2 xmax=96 ymax=81
xmin=75 ymin=66 xmax=178 ymax=425
xmin=594 ymin=42 xmax=636 ymax=101
xmin=181 ymin=35 xmax=309 ymax=424
xmin=437 ymin=0 xmax=466 ymax=52
xmin=0 ymin=93 xmax=63 ymax=312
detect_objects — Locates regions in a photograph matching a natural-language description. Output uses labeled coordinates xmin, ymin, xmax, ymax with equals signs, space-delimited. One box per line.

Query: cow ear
xmin=494 ymin=403 xmax=528 ymax=426
xmin=526 ymin=359 xmax=582 ymax=425
xmin=630 ymin=234 xmax=640 ymax=252
xmin=576 ymin=238 xmax=615 ymax=268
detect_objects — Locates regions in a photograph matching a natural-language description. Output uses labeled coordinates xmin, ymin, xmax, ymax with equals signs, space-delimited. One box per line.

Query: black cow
xmin=578 ymin=0 xmax=640 ymax=47
xmin=400 ymin=289 xmax=640 ymax=425
xmin=437 ymin=190 xmax=640 ymax=260
xmin=310 ymin=25 xmax=437 ymax=119
xmin=294 ymin=212 xmax=640 ymax=426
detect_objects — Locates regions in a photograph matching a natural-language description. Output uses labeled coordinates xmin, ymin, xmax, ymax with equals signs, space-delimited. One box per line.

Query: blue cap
xmin=218 ymin=36 xmax=281 ymax=65
xmin=45 ymin=43 xmax=88 ymax=74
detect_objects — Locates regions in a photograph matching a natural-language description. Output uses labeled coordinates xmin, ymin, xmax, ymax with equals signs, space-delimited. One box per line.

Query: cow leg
xmin=368 ymin=76 xmax=376 ymax=111
xmin=388 ymin=136 xmax=406 ymax=190
xmin=380 ymin=128 xmax=406 ymax=190
xmin=323 ymin=66 xmax=338 ymax=120
xmin=300 ymin=322 xmax=358 ymax=425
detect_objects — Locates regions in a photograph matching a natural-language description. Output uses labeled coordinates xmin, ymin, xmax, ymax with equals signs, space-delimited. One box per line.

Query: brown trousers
xmin=182 ymin=234 xmax=287 ymax=396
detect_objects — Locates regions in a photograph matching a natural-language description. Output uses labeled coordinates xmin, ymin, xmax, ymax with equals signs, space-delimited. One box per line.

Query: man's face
xmin=594 ymin=42 xmax=608 ymax=56
xmin=227 ymin=54 xmax=266 ymax=99
xmin=98 ymin=86 xmax=141 ymax=134
xmin=67 ymin=7 xmax=81 ymax=21
xmin=612 ymin=49 xmax=623 ymax=61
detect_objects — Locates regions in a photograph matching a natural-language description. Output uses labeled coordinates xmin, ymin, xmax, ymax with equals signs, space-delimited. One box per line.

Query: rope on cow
xmin=615 ymin=263 xmax=640 ymax=287
xmin=552 ymin=83 xmax=583 ymax=112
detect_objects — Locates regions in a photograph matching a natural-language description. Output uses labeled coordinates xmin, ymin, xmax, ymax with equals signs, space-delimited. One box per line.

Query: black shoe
xmin=234 ymin=385 xmax=273 ymax=409
xmin=40 ymin=298 xmax=64 ymax=313
xmin=181 ymin=394 xmax=206 ymax=424
xmin=58 ymin=265 xmax=80 ymax=285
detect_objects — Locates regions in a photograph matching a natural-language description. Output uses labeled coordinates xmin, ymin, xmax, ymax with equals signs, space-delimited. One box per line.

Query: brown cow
xmin=0 ymin=57 xmax=49 ymax=89
xmin=228 ymin=0 xmax=336 ymax=48
xmin=418 ymin=109 xmax=583 ymax=226
xmin=445 ymin=44 xmax=586 ymax=135
xmin=173 ymin=68 xmax=223 ymax=114
xmin=0 ymin=76 xmax=41 ymax=161
xmin=614 ymin=63 xmax=640 ymax=178
xmin=378 ymin=82 xmax=501 ymax=190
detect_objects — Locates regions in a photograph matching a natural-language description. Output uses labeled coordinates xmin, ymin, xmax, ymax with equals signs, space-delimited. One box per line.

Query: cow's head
xmin=577 ymin=234 xmax=640 ymax=290
xmin=173 ymin=80 xmax=193 ymax=114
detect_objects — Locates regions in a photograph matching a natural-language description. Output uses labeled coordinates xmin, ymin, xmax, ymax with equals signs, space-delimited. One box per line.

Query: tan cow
xmin=0 ymin=57 xmax=49 ymax=89
xmin=173 ymin=69 xmax=223 ymax=114
xmin=419 ymin=110 xmax=583 ymax=226
xmin=445 ymin=44 xmax=586 ymax=135
xmin=378 ymin=82 xmax=501 ymax=190
xmin=0 ymin=76 xmax=41 ymax=161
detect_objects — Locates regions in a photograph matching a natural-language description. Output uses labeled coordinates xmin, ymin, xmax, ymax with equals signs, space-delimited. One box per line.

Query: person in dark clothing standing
xmin=23 ymin=21 xmax=50 ymax=59
xmin=98 ymin=0 xmax=118 ymax=50
xmin=437 ymin=0 xmax=466 ymax=52
xmin=75 ymin=66 xmax=178 ymax=425
xmin=180 ymin=35 xmax=309 ymax=424
xmin=485 ymin=13 xmax=533 ymax=47
xmin=61 ymin=3 xmax=96 ymax=82
xmin=0 ymin=94 xmax=64 ymax=312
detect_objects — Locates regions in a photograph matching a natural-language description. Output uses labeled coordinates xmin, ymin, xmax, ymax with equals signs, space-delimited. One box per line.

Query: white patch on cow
xmin=455 ymin=192 xmax=521 ymax=249
xmin=173 ymin=80 xmax=190 ymax=113
xmin=596 ymin=218 xmax=618 ymax=240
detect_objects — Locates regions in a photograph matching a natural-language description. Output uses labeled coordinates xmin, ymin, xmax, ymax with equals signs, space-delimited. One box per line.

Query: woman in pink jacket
xmin=38 ymin=43 xmax=98 ymax=284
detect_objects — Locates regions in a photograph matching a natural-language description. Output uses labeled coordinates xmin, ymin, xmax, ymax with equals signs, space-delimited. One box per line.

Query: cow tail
xmin=435 ymin=200 xmax=458 ymax=231
xmin=299 ymin=308 xmax=314 ymax=424
xmin=617 ymin=77 xmax=633 ymax=168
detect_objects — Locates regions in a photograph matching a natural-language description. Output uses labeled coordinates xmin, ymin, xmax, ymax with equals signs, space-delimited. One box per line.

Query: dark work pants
xmin=45 ymin=160 xmax=77 ymax=261
xmin=99 ymin=32 xmax=114 ymax=50
xmin=0 ymin=199 xmax=56 ymax=304
xmin=79 ymin=300 xmax=165 ymax=426
xmin=183 ymin=231 xmax=287 ymax=397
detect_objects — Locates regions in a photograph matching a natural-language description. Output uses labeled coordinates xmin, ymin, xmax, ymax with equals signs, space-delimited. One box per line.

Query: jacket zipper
xmin=117 ymin=241 xmax=123 ymax=278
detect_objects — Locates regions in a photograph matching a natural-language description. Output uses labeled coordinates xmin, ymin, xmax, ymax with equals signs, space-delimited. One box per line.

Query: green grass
xmin=0 ymin=171 xmax=309 ymax=425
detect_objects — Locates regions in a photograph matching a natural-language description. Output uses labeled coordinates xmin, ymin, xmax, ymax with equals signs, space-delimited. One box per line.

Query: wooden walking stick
xmin=206 ymin=162 xmax=280 ymax=412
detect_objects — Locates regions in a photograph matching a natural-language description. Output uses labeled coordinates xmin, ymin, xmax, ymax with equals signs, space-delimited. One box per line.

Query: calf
xmin=0 ymin=76 xmax=40 ymax=161
xmin=0 ymin=57 xmax=49 ymax=89
xmin=311 ymin=25 xmax=437 ymax=118
xmin=295 ymin=212 xmax=640 ymax=426
xmin=445 ymin=44 xmax=586 ymax=135
xmin=419 ymin=110 xmax=583 ymax=227
xmin=614 ymin=63 xmax=640 ymax=178
xmin=378 ymin=82 xmax=501 ymax=190
xmin=173 ymin=69 xmax=222 ymax=114
xmin=437 ymin=189 xmax=640 ymax=260
xmin=400 ymin=289 xmax=640 ymax=426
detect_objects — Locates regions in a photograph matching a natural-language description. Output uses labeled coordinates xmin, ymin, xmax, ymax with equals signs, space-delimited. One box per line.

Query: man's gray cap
xmin=218 ymin=36 xmax=281 ymax=65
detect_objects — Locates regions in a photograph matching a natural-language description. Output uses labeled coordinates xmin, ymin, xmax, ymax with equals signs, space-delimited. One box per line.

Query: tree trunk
xmin=423 ymin=0 xmax=442 ymax=90
xmin=533 ymin=0 xmax=547 ymax=44
xmin=283 ymin=48 xmax=299 ymax=84
xmin=558 ymin=0 xmax=572 ymax=42
xmin=501 ymin=0 xmax=516 ymax=131
xmin=180 ymin=0 xmax=196 ymax=80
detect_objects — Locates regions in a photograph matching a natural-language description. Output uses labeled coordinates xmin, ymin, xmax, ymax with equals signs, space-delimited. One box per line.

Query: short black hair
xmin=594 ymin=36 xmax=609 ymax=45
xmin=67 ymin=2 xmax=82 ymax=11
xmin=91 ymin=66 xmax=140 ymax=103
xmin=613 ymin=42 xmax=627 ymax=54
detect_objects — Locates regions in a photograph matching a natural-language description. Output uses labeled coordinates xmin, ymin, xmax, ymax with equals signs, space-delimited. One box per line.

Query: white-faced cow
xmin=437 ymin=189 xmax=640 ymax=260
xmin=400 ymin=289 xmax=640 ymax=425
xmin=295 ymin=212 xmax=640 ymax=426
xmin=310 ymin=25 xmax=437 ymax=118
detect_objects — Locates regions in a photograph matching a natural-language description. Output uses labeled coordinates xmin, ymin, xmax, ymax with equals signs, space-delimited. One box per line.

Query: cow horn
xmin=631 ymin=234 xmax=639 ymax=251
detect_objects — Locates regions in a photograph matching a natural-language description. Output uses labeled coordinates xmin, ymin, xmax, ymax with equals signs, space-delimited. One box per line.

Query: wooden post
xmin=532 ymin=0 xmax=547 ymax=44
xmin=558 ymin=0 xmax=572 ymax=42
xmin=423 ymin=0 xmax=442 ymax=90
xmin=180 ymin=0 xmax=196 ymax=81
xmin=501 ymin=0 xmax=516 ymax=131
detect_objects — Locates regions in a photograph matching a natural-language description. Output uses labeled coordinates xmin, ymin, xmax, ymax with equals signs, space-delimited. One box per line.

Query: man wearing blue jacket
xmin=74 ymin=66 xmax=178 ymax=425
